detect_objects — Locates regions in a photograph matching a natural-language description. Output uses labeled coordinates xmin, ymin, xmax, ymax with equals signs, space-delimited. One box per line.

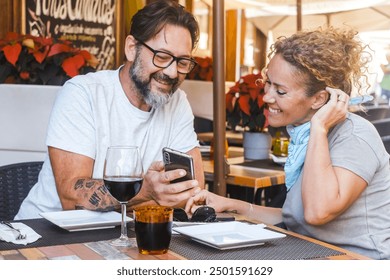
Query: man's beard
xmin=129 ymin=53 xmax=180 ymax=109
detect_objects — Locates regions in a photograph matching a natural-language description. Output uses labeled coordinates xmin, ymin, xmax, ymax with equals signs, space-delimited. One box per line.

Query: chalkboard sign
xmin=22 ymin=0 xmax=121 ymax=70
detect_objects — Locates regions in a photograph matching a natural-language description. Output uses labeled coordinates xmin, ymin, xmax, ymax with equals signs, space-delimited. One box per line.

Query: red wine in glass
xmin=104 ymin=177 xmax=143 ymax=202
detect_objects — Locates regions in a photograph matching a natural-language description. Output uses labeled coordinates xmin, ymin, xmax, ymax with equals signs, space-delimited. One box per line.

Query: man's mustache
xmin=152 ymin=73 xmax=179 ymax=85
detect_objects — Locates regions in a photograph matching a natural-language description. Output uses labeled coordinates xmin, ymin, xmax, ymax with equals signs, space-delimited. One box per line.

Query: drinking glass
xmin=133 ymin=206 xmax=173 ymax=255
xmin=103 ymin=146 xmax=144 ymax=247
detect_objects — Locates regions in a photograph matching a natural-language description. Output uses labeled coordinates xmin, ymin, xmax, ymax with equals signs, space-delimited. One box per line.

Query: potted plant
xmin=185 ymin=56 xmax=213 ymax=81
xmin=0 ymin=32 xmax=98 ymax=85
xmin=226 ymin=72 xmax=271 ymax=160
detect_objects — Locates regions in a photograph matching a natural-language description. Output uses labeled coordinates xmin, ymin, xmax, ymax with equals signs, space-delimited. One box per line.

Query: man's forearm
xmin=71 ymin=178 xmax=120 ymax=211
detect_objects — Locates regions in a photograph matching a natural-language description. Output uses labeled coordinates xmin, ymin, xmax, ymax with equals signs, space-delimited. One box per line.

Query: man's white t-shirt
xmin=15 ymin=68 xmax=198 ymax=219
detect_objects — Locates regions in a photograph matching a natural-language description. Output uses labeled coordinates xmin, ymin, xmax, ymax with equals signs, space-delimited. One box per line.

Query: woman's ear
xmin=124 ymin=35 xmax=137 ymax=62
xmin=311 ymin=89 xmax=329 ymax=109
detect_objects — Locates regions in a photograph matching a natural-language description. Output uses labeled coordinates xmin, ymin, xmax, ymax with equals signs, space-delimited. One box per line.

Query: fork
xmin=0 ymin=221 xmax=27 ymax=240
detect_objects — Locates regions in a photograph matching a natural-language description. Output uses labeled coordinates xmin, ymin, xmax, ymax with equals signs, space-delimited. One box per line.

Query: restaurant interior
xmin=0 ymin=0 xmax=390 ymax=261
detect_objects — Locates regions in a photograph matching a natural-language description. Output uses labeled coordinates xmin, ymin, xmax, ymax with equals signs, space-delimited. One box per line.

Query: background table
xmin=202 ymin=147 xmax=285 ymax=188
xmin=202 ymin=146 xmax=286 ymax=205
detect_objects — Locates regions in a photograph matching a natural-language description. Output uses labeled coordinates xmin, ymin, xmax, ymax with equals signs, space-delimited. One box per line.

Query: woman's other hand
xmin=184 ymin=189 xmax=229 ymax=214
xmin=312 ymin=87 xmax=349 ymax=132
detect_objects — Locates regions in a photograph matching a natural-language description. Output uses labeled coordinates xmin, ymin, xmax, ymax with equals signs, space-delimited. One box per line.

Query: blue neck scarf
xmin=284 ymin=122 xmax=311 ymax=191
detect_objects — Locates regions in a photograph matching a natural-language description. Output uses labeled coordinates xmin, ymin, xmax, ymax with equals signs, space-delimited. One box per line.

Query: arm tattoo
xmin=74 ymin=179 xmax=102 ymax=191
xmin=73 ymin=178 xmax=118 ymax=211
xmin=74 ymin=179 xmax=85 ymax=190
xmin=88 ymin=185 xmax=108 ymax=206
xmin=86 ymin=181 xmax=95 ymax=188
xmin=75 ymin=204 xmax=116 ymax=212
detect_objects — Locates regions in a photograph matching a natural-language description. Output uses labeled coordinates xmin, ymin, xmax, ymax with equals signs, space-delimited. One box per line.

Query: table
xmin=202 ymin=147 xmax=285 ymax=189
xmin=202 ymin=146 xmax=285 ymax=204
xmin=0 ymin=218 xmax=369 ymax=260
xmin=201 ymin=146 xmax=286 ymax=205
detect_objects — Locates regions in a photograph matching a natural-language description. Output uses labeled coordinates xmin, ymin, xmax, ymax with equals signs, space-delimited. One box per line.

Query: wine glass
xmin=103 ymin=146 xmax=144 ymax=247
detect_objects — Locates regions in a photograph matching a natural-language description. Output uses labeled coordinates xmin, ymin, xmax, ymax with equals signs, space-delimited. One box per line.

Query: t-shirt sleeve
xmin=330 ymin=128 xmax=379 ymax=184
xmin=46 ymin=78 xmax=96 ymax=159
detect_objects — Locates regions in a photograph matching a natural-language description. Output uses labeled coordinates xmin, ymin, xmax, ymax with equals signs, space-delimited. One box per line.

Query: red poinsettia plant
xmin=226 ymin=72 xmax=268 ymax=132
xmin=186 ymin=56 xmax=213 ymax=81
xmin=0 ymin=32 xmax=99 ymax=85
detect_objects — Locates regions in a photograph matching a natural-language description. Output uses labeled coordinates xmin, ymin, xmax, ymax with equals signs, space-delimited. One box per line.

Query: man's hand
xmin=130 ymin=161 xmax=201 ymax=208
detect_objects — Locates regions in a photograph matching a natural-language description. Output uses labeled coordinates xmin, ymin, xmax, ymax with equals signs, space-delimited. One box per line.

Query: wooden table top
xmin=0 ymin=218 xmax=369 ymax=260
xmin=202 ymin=147 xmax=285 ymax=189
xmin=0 ymin=238 xmax=368 ymax=260
xmin=264 ymin=224 xmax=370 ymax=260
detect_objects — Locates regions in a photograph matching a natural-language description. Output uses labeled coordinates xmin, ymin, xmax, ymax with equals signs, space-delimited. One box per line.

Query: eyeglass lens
xmin=136 ymin=38 xmax=196 ymax=74
xmin=153 ymin=52 xmax=195 ymax=74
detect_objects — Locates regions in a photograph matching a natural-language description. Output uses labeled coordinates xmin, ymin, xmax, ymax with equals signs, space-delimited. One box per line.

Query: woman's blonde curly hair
xmin=268 ymin=27 xmax=372 ymax=97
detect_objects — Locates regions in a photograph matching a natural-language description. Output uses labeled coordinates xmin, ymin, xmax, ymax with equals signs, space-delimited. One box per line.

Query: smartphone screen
xmin=162 ymin=147 xmax=195 ymax=183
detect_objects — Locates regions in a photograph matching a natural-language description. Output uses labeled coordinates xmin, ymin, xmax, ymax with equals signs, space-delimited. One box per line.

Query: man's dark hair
xmin=129 ymin=0 xmax=199 ymax=50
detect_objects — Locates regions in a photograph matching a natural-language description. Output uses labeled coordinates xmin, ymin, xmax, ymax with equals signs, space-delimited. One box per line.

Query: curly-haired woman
xmin=185 ymin=27 xmax=390 ymax=260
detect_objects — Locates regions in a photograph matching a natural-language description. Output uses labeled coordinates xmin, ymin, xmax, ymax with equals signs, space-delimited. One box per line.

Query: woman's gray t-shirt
xmin=283 ymin=113 xmax=390 ymax=259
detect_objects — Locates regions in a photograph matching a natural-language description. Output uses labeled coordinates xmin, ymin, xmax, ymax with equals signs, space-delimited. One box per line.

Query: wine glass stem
xmin=120 ymin=203 xmax=128 ymax=238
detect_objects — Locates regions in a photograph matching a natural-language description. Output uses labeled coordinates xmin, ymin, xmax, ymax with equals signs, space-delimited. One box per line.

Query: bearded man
xmin=16 ymin=0 xmax=204 ymax=219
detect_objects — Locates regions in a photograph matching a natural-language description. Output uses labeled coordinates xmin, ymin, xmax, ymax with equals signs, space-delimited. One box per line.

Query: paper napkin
xmin=0 ymin=222 xmax=42 ymax=245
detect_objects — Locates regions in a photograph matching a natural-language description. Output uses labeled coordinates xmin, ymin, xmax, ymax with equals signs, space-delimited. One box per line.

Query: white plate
xmin=270 ymin=154 xmax=287 ymax=165
xmin=40 ymin=210 xmax=132 ymax=232
xmin=173 ymin=221 xmax=286 ymax=250
xmin=172 ymin=221 xmax=207 ymax=235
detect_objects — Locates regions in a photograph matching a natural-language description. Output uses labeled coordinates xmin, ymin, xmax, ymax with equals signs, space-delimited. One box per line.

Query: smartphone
xmin=162 ymin=147 xmax=195 ymax=183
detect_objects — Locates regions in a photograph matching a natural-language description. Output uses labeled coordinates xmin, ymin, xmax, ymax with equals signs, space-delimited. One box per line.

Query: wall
xmin=0 ymin=84 xmax=60 ymax=166
xmin=180 ymin=80 xmax=235 ymax=121
xmin=0 ymin=1 xmax=22 ymax=38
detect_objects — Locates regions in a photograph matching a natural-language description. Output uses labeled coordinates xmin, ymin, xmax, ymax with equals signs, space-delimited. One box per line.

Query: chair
xmin=371 ymin=118 xmax=390 ymax=154
xmin=382 ymin=135 xmax=390 ymax=154
xmin=194 ymin=116 xmax=213 ymax=134
xmin=372 ymin=118 xmax=390 ymax=137
xmin=0 ymin=161 xmax=43 ymax=221
xmin=354 ymin=106 xmax=390 ymax=122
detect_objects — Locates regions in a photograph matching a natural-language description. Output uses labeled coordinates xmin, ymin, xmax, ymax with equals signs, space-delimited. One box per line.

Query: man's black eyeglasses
xmin=135 ymin=38 xmax=197 ymax=74
xmin=174 ymin=206 xmax=217 ymax=222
